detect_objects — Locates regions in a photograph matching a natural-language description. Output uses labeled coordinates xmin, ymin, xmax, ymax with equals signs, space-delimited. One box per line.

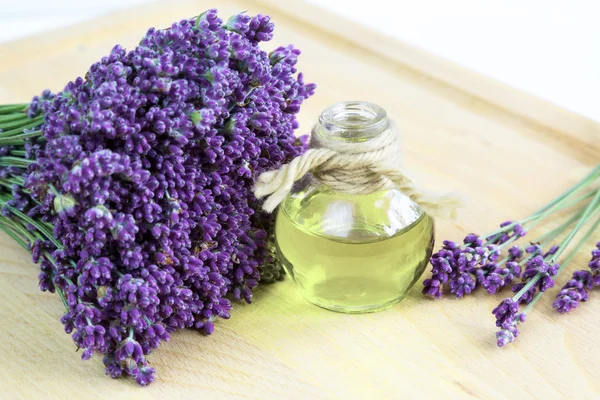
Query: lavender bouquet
xmin=422 ymin=165 xmax=600 ymax=347
xmin=0 ymin=10 xmax=314 ymax=385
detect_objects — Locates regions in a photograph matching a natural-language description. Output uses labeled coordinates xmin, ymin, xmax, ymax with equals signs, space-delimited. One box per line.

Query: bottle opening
xmin=317 ymin=101 xmax=388 ymax=141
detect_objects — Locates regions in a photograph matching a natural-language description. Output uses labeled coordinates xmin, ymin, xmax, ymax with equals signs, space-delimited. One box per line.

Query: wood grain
xmin=0 ymin=0 xmax=599 ymax=399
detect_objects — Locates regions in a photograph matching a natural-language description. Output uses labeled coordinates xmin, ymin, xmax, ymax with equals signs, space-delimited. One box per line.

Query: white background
xmin=1 ymin=0 xmax=599 ymax=122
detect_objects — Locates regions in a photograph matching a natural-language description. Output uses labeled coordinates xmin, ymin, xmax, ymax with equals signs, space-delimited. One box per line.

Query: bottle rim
xmin=317 ymin=101 xmax=388 ymax=140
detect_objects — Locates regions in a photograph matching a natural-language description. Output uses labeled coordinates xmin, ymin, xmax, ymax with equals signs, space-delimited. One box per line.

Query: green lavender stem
xmin=525 ymin=180 xmax=594 ymax=232
xmin=0 ymin=120 xmax=44 ymax=138
xmin=0 ymin=113 xmax=30 ymax=124
xmin=0 ymin=221 xmax=29 ymax=250
xmin=521 ymin=289 xmax=545 ymax=314
xmin=0 ymin=156 xmax=33 ymax=166
xmin=0 ymin=180 xmax=15 ymax=190
xmin=492 ymin=195 xmax=592 ymax=268
xmin=0 ymin=218 xmax=35 ymax=244
xmin=0 ymin=214 xmax=69 ymax=311
xmin=483 ymin=165 xmax=600 ymax=241
xmin=529 ymin=164 xmax=600 ymax=216
xmin=0 ymin=104 xmax=28 ymax=114
xmin=522 ymin=213 xmax=600 ymax=315
xmin=512 ymin=189 xmax=600 ymax=302
xmin=536 ymin=209 xmax=586 ymax=245
xmin=0 ymin=115 xmax=43 ymax=131
xmin=555 ymin=213 xmax=600 ymax=275
xmin=501 ymin=209 xmax=586 ymax=270
xmin=553 ymin=188 xmax=600 ymax=260
xmin=0 ymin=195 xmax=60 ymax=248
xmin=0 ymin=130 xmax=43 ymax=145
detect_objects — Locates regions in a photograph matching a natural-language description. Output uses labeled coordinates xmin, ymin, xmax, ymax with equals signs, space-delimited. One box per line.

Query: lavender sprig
xmin=554 ymin=236 xmax=600 ymax=313
xmin=493 ymin=189 xmax=600 ymax=347
xmin=423 ymin=172 xmax=598 ymax=299
xmin=481 ymin=245 xmax=523 ymax=294
xmin=492 ymin=298 xmax=527 ymax=347
xmin=0 ymin=9 xmax=315 ymax=386
xmin=552 ymin=270 xmax=594 ymax=313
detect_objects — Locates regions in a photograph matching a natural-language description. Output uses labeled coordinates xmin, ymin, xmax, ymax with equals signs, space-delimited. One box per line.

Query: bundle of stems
xmin=422 ymin=164 xmax=600 ymax=346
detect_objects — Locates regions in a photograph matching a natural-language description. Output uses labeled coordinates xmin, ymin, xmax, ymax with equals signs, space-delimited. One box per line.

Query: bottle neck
xmin=312 ymin=101 xmax=389 ymax=147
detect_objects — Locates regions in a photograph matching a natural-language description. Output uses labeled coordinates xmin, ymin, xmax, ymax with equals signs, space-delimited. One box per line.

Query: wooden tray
xmin=0 ymin=0 xmax=598 ymax=398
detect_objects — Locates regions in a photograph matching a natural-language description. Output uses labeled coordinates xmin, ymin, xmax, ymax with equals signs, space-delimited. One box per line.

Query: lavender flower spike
xmin=492 ymin=298 xmax=519 ymax=328
xmin=496 ymin=313 xmax=526 ymax=347
xmin=554 ymin=242 xmax=600 ymax=313
xmin=423 ymin=220 xmax=526 ymax=299
xmin=0 ymin=9 xmax=315 ymax=386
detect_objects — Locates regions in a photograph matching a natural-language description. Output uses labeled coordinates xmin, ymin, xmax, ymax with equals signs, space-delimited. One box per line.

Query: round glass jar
xmin=274 ymin=101 xmax=435 ymax=313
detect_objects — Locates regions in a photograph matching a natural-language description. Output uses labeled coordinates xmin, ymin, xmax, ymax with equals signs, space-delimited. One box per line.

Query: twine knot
xmin=254 ymin=123 xmax=460 ymax=217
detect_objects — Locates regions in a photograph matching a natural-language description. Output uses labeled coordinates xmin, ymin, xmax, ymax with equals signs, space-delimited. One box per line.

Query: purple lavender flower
xmin=553 ymin=271 xmax=591 ymax=313
xmin=482 ymin=268 xmax=504 ymax=294
xmin=246 ymin=14 xmax=275 ymax=43
xmin=508 ymin=245 xmax=523 ymax=260
xmin=224 ymin=13 xmax=251 ymax=34
xmin=488 ymin=221 xmax=526 ymax=245
xmin=554 ymin=242 xmax=600 ymax=313
xmin=135 ymin=366 xmax=155 ymax=386
xmin=492 ymin=298 xmax=519 ymax=328
xmin=472 ymin=261 xmax=497 ymax=286
xmin=590 ymin=242 xmax=600 ymax=272
xmin=496 ymin=312 xmax=526 ymax=347
xmin=448 ymin=272 xmax=476 ymax=298
xmin=422 ymin=277 xmax=443 ymax=299
xmin=493 ymin=297 xmax=528 ymax=347
xmin=423 ymin=221 xmax=527 ymax=299
xmin=482 ymin=258 xmax=523 ymax=295
xmin=511 ymin=246 xmax=561 ymax=304
xmin=0 ymin=9 xmax=314 ymax=386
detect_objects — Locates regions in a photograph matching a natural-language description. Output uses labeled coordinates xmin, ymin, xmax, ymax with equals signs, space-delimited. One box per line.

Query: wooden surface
xmin=1 ymin=1 xmax=599 ymax=399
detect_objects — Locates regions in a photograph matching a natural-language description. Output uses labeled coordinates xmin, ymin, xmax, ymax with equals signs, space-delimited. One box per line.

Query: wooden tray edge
xmin=255 ymin=0 xmax=600 ymax=155
xmin=1 ymin=0 xmax=597 ymax=155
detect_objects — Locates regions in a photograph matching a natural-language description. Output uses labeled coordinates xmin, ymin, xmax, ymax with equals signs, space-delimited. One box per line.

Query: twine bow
xmin=254 ymin=123 xmax=460 ymax=217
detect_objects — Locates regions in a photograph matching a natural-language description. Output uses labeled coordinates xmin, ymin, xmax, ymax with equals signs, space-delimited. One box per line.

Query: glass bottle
xmin=274 ymin=101 xmax=435 ymax=313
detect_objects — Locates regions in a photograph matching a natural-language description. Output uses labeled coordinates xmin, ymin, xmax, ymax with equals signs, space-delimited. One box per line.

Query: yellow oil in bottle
xmin=275 ymin=184 xmax=435 ymax=313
